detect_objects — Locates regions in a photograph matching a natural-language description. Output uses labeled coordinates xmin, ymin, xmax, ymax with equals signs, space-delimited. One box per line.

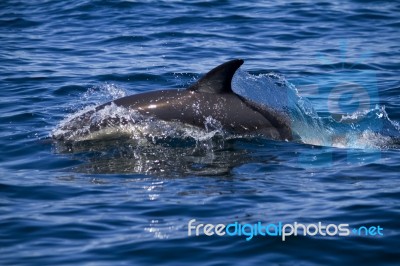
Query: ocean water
xmin=1 ymin=0 xmax=400 ymax=265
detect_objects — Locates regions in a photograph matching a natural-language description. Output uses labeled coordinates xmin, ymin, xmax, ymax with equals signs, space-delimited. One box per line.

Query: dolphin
xmin=53 ymin=59 xmax=293 ymax=141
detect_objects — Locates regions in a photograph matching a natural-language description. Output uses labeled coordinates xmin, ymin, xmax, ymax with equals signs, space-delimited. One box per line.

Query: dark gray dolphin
xmin=53 ymin=59 xmax=293 ymax=141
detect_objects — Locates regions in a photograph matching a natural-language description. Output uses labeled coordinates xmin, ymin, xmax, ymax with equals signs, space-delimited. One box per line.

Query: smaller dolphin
xmin=53 ymin=59 xmax=293 ymax=141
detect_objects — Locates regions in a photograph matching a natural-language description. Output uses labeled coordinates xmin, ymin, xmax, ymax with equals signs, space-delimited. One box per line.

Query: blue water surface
xmin=1 ymin=0 xmax=400 ymax=265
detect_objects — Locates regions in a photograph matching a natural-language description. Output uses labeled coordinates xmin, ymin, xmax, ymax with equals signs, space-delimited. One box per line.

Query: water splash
xmin=71 ymin=83 xmax=127 ymax=111
xmin=323 ymin=106 xmax=400 ymax=149
xmin=233 ymin=69 xmax=330 ymax=146
xmin=232 ymin=70 xmax=400 ymax=149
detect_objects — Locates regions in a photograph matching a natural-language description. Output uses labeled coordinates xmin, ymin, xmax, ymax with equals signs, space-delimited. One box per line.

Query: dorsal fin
xmin=188 ymin=59 xmax=244 ymax=93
